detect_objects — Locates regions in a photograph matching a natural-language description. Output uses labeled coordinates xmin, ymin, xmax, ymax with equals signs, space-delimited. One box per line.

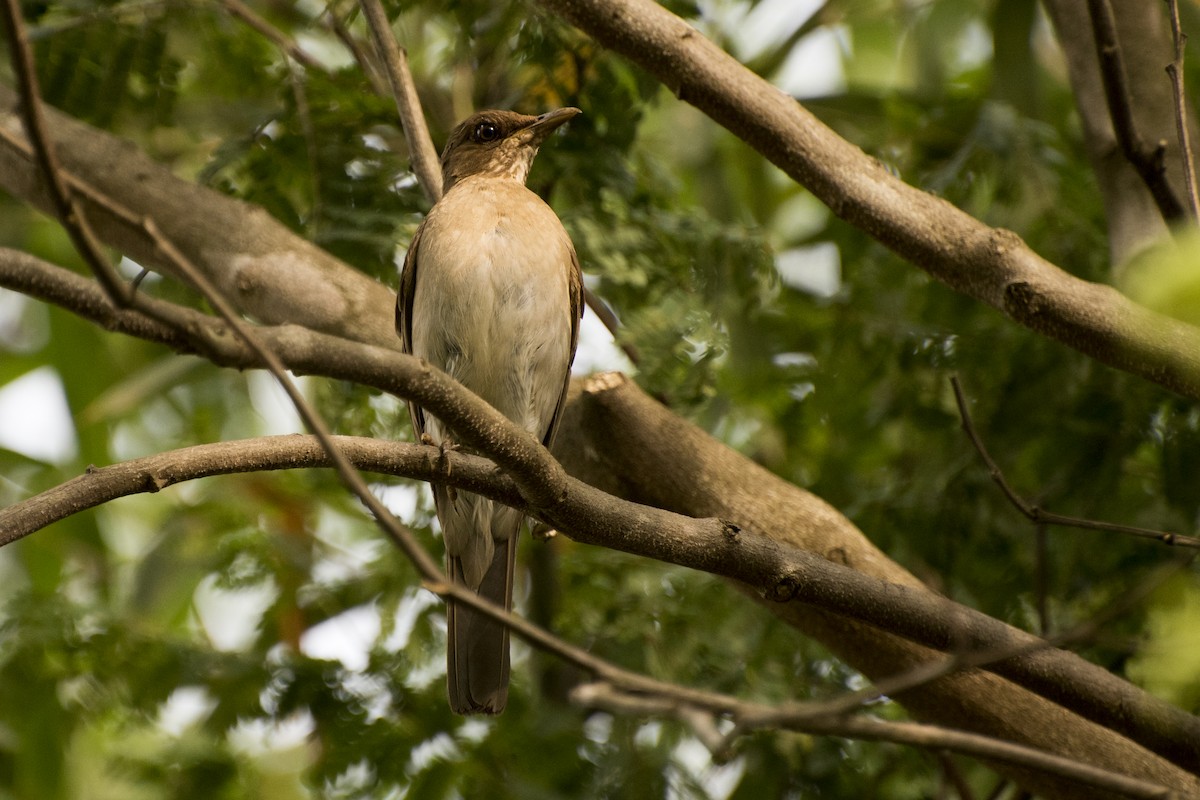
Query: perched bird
xmin=396 ymin=108 xmax=583 ymax=714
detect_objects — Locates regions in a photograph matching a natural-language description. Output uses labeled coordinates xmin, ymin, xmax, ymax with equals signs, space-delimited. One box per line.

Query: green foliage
xmin=2 ymin=0 xmax=1199 ymax=797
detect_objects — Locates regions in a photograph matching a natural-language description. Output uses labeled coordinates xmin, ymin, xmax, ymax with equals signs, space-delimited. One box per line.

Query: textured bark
xmin=0 ymin=84 xmax=397 ymax=349
xmin=1042 ymin=0 xmax=1192 ymax=267
xmin=533 ymin=0 xmax=1200 ymax=400
xmin=4 ymin=79 xmax=1200 ymax=399
xmin=554 ymin=374 xmax=1200 ymax=799
xmin=2 ymin=8 xmax=1200 ymax=788
xmin=7 ymin=246 xmax=1199 ymax=793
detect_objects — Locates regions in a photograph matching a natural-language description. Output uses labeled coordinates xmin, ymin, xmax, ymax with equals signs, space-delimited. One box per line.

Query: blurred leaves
xmin=1127 ymin=576 xmax=1200 ymax=712
xmin=1 ymin=0 xmax=1199 ymax=797
xmin=1121 ymin=227 xmax=1200 ymax=326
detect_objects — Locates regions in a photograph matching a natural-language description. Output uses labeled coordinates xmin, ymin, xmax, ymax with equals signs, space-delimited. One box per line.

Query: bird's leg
xmin=436 ymin=435 xmax=460 ymax=503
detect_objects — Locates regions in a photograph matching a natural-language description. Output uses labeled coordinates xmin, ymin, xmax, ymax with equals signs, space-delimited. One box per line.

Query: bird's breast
xmin=409 ymin=179 xmax=574 ymax=435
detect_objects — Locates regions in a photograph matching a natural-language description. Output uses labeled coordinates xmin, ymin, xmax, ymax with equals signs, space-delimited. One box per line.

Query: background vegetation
xmin=1 ymin=0 xmax=1198 ymax=797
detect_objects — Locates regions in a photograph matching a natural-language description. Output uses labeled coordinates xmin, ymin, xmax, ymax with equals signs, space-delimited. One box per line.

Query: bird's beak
xmin=519 ymin=107 xmax=582 ymax=146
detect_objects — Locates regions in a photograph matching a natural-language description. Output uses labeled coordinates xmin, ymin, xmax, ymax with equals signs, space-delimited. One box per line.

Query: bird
xmin=396 ymin=108 xmax=583 ymax=715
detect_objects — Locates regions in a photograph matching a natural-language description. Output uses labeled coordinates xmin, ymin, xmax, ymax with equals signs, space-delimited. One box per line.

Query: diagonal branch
xmin=0 ymin=0 xmax=132 ymax=304
xmin=1085 ymin=0 xmax=1186 ymax=223
xmin=533 ymin=0 xmax=1200 ymax=400
xmin=6 ymin=433 xmax=1163 ymax=797
xmin=572 ymin=683 xmax=1174 ymax=800
xmin=357 ymin=0 xmax=442 ymax=203
xmin=951 ymin=375 xmax=1200 ymax=548
xmin=1164 ymin=0 xmax=1199 ymax=223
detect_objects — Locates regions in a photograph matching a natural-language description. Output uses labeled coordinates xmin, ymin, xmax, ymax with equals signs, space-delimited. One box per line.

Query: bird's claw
xmin=436 ymin=438 xmax=459 ymax=502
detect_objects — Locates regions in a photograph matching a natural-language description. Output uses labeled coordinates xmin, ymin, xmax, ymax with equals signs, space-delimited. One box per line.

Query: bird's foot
xmin=437 ymin=438 xmax=459 ymax=502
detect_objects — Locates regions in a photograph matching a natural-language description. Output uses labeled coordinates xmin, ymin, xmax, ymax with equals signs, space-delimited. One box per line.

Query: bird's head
xmin=439 ymin=107 xmax=581 ymax=193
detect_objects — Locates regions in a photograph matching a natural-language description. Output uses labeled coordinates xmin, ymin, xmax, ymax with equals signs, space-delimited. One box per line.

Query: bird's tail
xmin=446 ymin=533 xmax=517 ymax=715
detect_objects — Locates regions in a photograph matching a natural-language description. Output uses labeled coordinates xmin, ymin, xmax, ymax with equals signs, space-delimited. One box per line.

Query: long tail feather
xmin=446 ymin=534 xmax=517 ymax=715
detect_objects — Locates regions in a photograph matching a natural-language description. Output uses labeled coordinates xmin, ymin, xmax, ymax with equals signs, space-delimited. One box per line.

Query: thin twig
xmin=1165 ymin=0 xmax=1199 ymax=223
xmin=1 ymin=0 xmax=442 ymax=581
xmin=144 ymin=216 xmax=443 ymax=578
xmin=322 ymin=4 xmax=390 ymax=97
xmin=0 ymin=0 xmax=133 ymax=304
xmin=357 ymin=0 xmax=442 ymax=202
xmin=951 ymin=375 xmax=1200 ymax=548
xmin=571 ymin=683 xmax=1175 ymax=800
xmin=220 ymin=0 xmax=323 ymax=70
xmin=1085 ymin=0 xmax=1186 ymax=223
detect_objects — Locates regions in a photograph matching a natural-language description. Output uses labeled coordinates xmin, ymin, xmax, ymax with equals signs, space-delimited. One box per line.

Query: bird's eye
xmin=474 ymin=122 xmax=501 ymax=143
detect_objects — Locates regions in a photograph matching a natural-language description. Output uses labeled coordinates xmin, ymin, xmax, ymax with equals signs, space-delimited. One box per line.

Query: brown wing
xmin=396 ymin=222 xmax=427 ymax=440
xmin=541 ymin=244 xmax=584 ymax=450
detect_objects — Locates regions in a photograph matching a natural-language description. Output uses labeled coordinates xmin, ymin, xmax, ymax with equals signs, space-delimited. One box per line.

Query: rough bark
xmin=554 ymin=373 xmax=1200 ymax=799
xmin=0 ymin=84 xmax=396 ymax=349
xmin=533 ymin=0 xmax=1200 ymax=399
xmin=1042 ymin=0 xmax=1192 ymax=267
xmin=1 ymin=11 xmax=1199 ymax=790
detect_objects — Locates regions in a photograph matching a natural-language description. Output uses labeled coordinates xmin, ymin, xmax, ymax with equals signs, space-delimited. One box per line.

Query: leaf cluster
xmin=1 ymin=0 xmax=1199 ymax=797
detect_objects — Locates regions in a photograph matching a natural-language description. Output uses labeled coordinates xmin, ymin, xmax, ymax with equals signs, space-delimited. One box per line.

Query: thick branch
xmin=0 ymin=84 xmax=397 ymax=350
xmin=557 ymin=374 xmax=1200 ymax=796
xmin=358 ymin=0 xmax=442 ymax=203
xmin=3 ymin=429 xmax=1176 ymax=796
xmin=1085 ymin=0 xmax=1185 ymax=222
xmin=534 ymin=0 xmax=1200 ymax=400
xmin=1044 ymin=0 xmax=1190 ymax=264
xmin=2 ymin=254 xmax=1198 ymax=787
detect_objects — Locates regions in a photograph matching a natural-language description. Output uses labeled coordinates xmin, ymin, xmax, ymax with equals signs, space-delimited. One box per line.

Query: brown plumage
xmin=396 ymin=108 xmax=583 ymax=714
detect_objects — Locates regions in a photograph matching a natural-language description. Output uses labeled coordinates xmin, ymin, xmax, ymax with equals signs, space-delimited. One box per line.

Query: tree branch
xmin=573 ymin=683 xmax=1176 ymax=800
xmin=533 ymin=0 xmax=1200 ymax=400
xmin=1164 ymin=0 xmax=1199 ymax=223
xmin=357 ymin=0 xmax=442 ymax=203
xmin=1085 ymin=0 xmax=1186 ymax=222
xmin=3 ymin=357 xmax=1198 ymax=783
xmin=0 ymin=435 xmax=514 ymax=538
xmin=0 ymin=0 xmax=132 ymax=304
xmin=951 ymin=375 xmax=1200 ymax=548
